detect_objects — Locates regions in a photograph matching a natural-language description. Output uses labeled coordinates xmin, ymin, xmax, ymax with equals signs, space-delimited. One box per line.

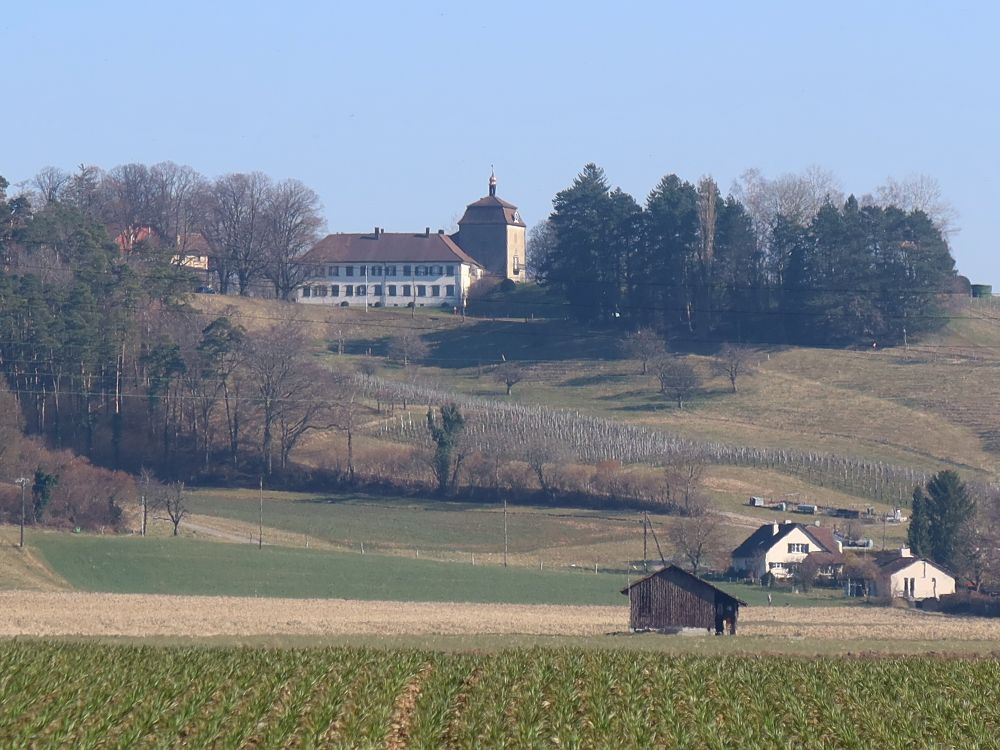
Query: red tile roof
xmin=299 ymin=232 xmax=482 ymax=267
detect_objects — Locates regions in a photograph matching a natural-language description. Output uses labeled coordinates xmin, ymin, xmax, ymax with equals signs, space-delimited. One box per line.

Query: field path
xmin=0 ymin=591 xmax=627 ymax=637
xmin=1 ymin=592 xmax=999 ymax=642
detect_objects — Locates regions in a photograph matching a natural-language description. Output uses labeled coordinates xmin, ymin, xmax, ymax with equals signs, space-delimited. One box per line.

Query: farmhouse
xmin=731 ymin=520 xmax=843 ymax=581
xmin=621 ymin=565 xmax=746 ymax=634
xmin=295 ymin=173 xmax=526 ymax=308
xmin=869 ymin=548 xmax=956 ymax=601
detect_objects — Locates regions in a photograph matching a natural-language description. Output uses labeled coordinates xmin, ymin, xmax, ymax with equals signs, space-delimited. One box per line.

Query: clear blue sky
xmin=3 ymin=1 xmax=997 ymax=283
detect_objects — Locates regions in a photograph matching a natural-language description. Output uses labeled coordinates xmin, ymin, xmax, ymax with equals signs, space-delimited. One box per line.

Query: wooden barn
xmin=621 ymin=565 xmax=747 ymax=634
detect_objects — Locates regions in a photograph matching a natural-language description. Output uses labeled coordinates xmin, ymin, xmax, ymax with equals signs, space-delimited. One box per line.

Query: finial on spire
xmin=489 ymin=166 xmax=497 ymax=197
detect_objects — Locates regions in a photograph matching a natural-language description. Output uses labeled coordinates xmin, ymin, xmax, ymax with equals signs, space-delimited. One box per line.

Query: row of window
xmin=302 ymin=284 xmax=457 ymax=299
xmin=307 ymin=264 xmax=456 ymax=279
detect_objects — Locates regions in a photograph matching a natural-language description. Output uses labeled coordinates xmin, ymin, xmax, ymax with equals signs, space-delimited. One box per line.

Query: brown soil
xmin=1 ymin=592 xmax=998 ymax=642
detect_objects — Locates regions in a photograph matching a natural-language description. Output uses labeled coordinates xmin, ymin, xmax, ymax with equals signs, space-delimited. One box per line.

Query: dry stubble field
xmin=2 ymin=591 xmax=999 ymax=645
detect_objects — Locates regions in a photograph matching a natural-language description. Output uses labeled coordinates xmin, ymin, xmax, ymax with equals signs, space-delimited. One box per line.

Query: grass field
xmin=27 ymin=531 xmax=847 ymax=607
xmin=3 ymin=642 xmax=998 ymax=749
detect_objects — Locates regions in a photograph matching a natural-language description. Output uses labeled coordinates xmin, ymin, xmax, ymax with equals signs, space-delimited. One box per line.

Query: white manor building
xmin=297 ymin=229 xmax=484 ymax=308
xmin=296 ymin=173 xmax=524 ymax=308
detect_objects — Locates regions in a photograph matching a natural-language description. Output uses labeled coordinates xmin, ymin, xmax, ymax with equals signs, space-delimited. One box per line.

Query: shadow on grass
xmin=424 ymin=320 xmax=622 ymax=368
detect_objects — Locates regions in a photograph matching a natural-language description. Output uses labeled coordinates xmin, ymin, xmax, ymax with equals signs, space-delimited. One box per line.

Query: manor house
xmin=296 ymin=173 xmax=525 ymax=308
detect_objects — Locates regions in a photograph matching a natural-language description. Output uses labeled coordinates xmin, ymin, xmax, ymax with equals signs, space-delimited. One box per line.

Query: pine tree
xmin=924 ymin=470 xmax=975 ymax=572
xmin=907 ymin=487 xmax=932 ymax=557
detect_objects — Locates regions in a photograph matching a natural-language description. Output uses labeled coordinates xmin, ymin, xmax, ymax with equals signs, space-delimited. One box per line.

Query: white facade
xmin=732 ymin=522 xmax=841 ymax=580
xmin=297 ymin=261 xmax=482 ymax=308
xmin=877 ymin=554 xmax=956 ymax=601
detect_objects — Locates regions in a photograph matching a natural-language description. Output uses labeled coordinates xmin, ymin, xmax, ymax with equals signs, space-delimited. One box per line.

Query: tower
xmin=455 ymin=170 xmax=526 ymax=280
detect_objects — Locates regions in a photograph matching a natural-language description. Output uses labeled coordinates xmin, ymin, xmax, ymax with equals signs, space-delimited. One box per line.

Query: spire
xmin=489 ymin=166 xmax=497 ymax=197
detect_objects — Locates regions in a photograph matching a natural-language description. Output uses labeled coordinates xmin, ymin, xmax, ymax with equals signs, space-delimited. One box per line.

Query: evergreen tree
xmin=540 ymin=164 xmax=617 ymax=323
xmin=642 ymin=175 xmax=699 ymax=335
xmin=907 ymin=487 xmax=932 ymax=557
xmin=923 ymin=470 xmax=975 ymax=572
xmin=426 ymin=404 xmax=465 ymax=495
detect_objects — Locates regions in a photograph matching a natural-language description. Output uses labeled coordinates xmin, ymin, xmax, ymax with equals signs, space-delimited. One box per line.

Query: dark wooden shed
xmin=621 ymin=565 xmax=747 ymax=634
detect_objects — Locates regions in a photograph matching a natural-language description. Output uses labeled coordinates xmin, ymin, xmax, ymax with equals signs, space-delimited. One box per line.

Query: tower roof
xmin=458 ymin=171 xmax=526 ymax=227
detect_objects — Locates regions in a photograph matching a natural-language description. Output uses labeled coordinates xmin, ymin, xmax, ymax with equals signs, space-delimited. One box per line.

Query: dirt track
xmin=1 ymin=592 xmax=999 ymax=641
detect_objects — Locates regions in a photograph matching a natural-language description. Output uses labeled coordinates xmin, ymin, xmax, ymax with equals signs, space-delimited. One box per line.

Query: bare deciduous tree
xmin=201 ymin=172 xmax=272 ymax=295
xmin=870 ymin=174 xmax=959 ymax=237
xmin=663 ymin=450 xmax=707 ymax=516
xmin=387 ymin=332 xmax=430 ymax=368
xmin=494 ymin=362 xmax=524 ymax=396
xmin=522 ymin=434 xmax=563 ymax=498
xmin=157 ymin=481 xmax=187 ymax=536
xmin=713 ymin=343 xmax=754 ymax=393
xmin=263 ymin=179 xmax=324 ymax=300
xmin=668 ymin=513 xmax=723 ymax=576
xmin=243 ymin=315 xmax=314 ymax=475
xmin=621 ymin=328 xmax=666 ymax=375
xmin=655 ymin=356 xmax=700 ymax=408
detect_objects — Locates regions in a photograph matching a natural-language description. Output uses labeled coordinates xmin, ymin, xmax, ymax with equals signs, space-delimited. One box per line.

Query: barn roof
xmin=621 ymin=564 xmax=748 ymax=606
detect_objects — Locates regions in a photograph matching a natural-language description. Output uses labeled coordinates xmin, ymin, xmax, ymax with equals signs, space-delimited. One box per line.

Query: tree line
xmin=0 ymin=174 xmax=349 ymax=485
xmin=12 ymin=163 xmax=323 ymax=299
xmin=533 ymin=164 xmax=959 ymax=346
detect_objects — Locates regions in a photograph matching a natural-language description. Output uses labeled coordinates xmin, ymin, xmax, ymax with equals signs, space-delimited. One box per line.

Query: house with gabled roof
xmin=869 ymin=548 xmax=956 ymax=601
xmin=731 ymin=520 xmax=843 ymax=580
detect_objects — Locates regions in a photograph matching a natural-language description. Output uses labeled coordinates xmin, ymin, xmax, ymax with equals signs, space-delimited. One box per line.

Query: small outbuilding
xmin=621 ymin=565 xmax=747 ymax=634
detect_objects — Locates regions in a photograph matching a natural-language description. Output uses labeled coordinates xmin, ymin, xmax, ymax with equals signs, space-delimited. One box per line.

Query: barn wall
xmin=629 ymin=572 xmax=717 ymax=630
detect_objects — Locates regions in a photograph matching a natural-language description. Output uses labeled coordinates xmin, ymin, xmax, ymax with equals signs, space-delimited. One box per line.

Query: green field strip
xmin=4 ymin=643 xmax=1000 ymax=749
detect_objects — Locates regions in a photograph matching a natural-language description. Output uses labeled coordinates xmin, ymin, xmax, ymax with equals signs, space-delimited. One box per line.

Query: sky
xmin=2 ymin=1 xmax=997 ymax=284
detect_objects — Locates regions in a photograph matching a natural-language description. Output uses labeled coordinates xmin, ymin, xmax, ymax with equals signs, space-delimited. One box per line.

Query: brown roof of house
xmin=805 ymin=550 xmax=845 ymax=566
xmin=299 ymin=232 xmax=482 ymax=267
xmin=458 ymin=195 xmax=526 ymax=227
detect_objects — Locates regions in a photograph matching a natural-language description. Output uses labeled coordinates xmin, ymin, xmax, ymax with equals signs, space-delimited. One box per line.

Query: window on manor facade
xmin=302 ymin=287 xmax=311 ymax=297
xmin=403 ymin=265 xmax=411 ymax=276
xmin=402 ymin=285 xmax=411 ymax=297
xmin=417 ymin=285 xmax=427 ymax=297
xmin=388 ymin=285 xmax=397 ymax=296
xmin=346 ymin=266 xmax=354 ymax=277
xmin=331 ymin=285 xmax=339 ymax=297
xmin=431 ymin=285 xmax=440 ymax=296
xmin=373 ymin=284 xmax=382 ymax=296
xmin=446 ymin=284 xmax=455 ymax=297
xmin=787 ymin=543 xmax=809 ymax=554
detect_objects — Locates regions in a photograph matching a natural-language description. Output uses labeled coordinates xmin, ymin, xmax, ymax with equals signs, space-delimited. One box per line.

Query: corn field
xmin=4 ymin=642 xmax=996 ymax=749
xmin=362 ymin=375 xmax=966 ymax=504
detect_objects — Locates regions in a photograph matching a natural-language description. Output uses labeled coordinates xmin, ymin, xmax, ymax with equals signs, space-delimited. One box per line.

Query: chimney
xmin=437 ymin=229 xmax=444 ymax=235
xmin=836 ymin=540 xmax=843 ymax=553
xmin=771 ymin=523 xmax=779 ymax=535
xmin=899 ymin=547 xmax=912 ymax=558
xmin=425 ymin=227 xmax=430 ymax=237
xmin=374 ymin=226 xmax=379 ymax=239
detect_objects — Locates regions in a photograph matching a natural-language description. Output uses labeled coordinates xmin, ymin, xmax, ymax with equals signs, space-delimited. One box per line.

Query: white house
xmin=731 ymin=520 xmax=843 ymax=580
xmin=295 ymin=228 xmax=484 ymax=309
xmin=871 ymin=548 xmax=956 ymax=601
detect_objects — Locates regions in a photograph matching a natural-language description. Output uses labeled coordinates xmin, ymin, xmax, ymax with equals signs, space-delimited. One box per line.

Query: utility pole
xmin=258 ymin=476 xmax=264 ymax=550
xmin=642 ymin=512 xmax=648 ymax=572
xmin=503 ymin=496 xmax=508 ymax=568
xmin=15 ymin=478 xmax=29 ymax=548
